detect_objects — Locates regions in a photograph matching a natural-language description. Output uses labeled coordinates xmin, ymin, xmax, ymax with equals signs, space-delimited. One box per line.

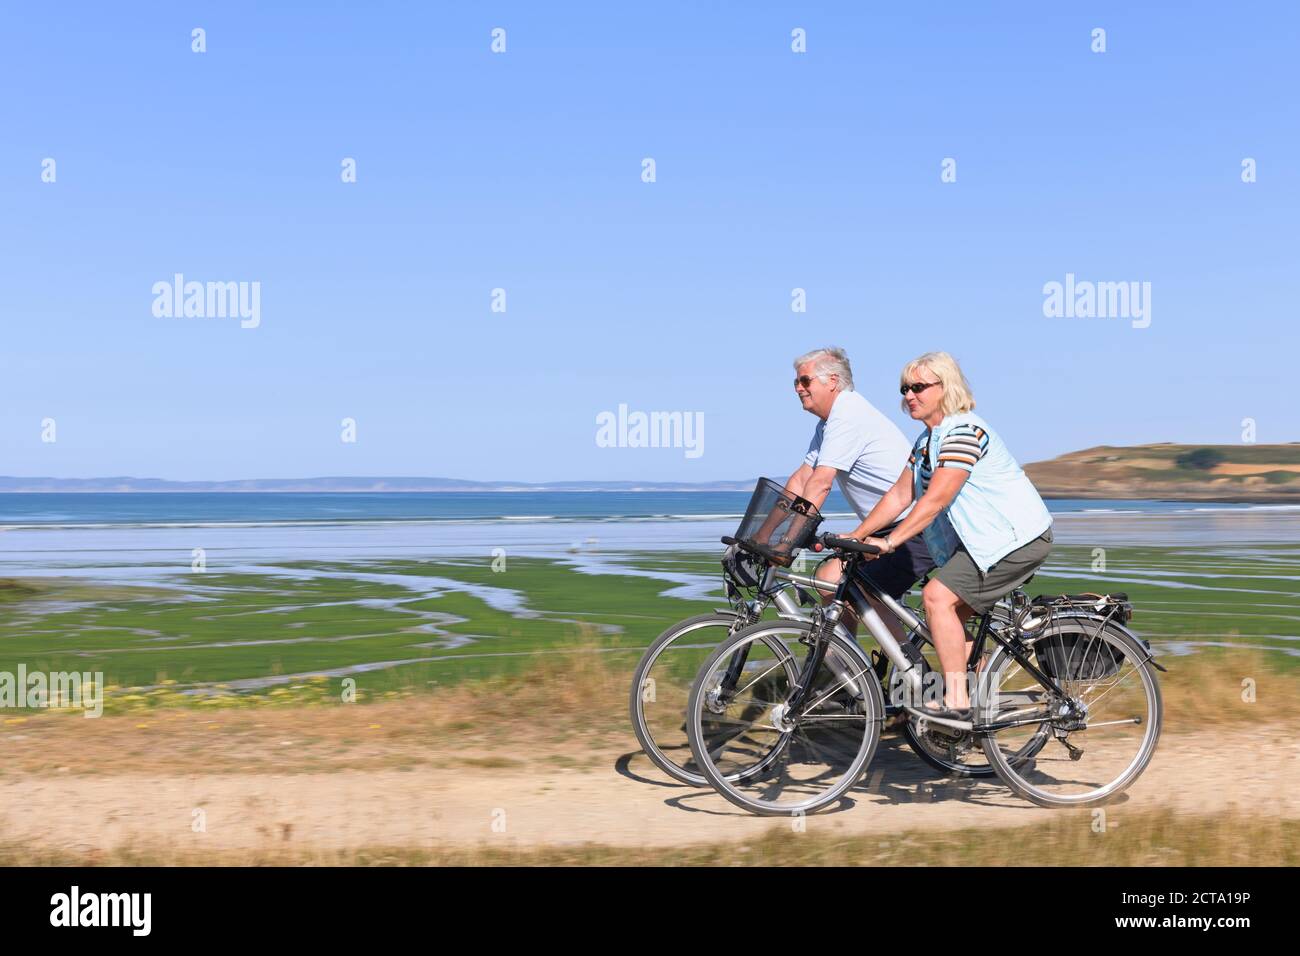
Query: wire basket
xmin=732 ymin=477 xmax=823 ymax=567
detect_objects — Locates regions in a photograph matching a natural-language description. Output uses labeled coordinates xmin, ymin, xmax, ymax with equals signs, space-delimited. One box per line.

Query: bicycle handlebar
xmin=820 ymin=533 xmax=882 ymax=555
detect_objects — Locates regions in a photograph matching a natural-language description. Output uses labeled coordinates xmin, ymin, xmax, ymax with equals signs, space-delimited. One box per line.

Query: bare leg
xmin=922 ymin=578 xmax=976 ymax=709
xmin=814 ymin=557 xmax=847 ymax=627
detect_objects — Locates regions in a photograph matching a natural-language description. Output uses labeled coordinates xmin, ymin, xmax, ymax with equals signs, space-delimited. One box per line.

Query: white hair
xmin=793 ymin=347 xmax=854 ymax=392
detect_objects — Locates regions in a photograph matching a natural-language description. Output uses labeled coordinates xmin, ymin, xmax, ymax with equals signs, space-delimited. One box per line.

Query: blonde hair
xmin=900 ymin=351 xmax=975 ymax=416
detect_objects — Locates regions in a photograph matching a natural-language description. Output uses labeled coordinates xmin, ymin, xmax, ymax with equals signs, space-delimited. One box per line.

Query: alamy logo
xmin=50 ymin=886 xmax=151 ymax=936
xmin=0 ymin=666 xmax=104 ymax=717
xmin=1042 ymin=273 xmax=1151 ymax=328
xmin=152 ymin=273 xmax=261 ymax=328
xmin=595 ymin=404 xmax=704 ymax=459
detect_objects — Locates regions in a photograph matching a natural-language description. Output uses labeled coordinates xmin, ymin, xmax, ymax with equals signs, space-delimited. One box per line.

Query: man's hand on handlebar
xmin=856 ymin=536 xmax=891 ymax=560
xmin=811 ymin=532 xmax=857 ymax=553
xmin=818 ymin=533 xmax=883 ymax=557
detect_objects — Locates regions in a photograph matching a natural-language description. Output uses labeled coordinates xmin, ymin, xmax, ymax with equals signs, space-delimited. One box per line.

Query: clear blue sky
xmin=1 ymin=2 xmax=1294 ymax=482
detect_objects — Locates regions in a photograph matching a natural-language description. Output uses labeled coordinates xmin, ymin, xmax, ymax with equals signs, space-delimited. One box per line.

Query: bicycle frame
xmin=721 ymin=549 xmax=1084 ymax=733
xmin=720 ymin=558 xmax=951 ymax=720
xmin=774 ymin=557 xmax=1081 ymax=733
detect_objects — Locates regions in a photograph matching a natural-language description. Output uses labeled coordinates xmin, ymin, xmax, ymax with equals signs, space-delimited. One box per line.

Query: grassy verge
xmin=0 ymin=630 xmax=634 ymax=776
xmin=4 ymin=632 xmax=1293 ymax=783
xmin=2 ymin=810 xmax=1291 ymax=866
xmin=1157 ymin=645 xmax=1295 ymax=727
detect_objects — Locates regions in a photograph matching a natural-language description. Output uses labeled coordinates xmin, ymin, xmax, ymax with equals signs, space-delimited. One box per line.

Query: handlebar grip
xmin=720 ymin=536 xmax=738 ymax=546
xmin=821 ymin=534 xmax=881 ymax=555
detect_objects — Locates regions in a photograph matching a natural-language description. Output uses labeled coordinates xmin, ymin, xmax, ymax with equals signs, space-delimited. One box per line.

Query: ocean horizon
xmin=2 ymin=490 xmax=1298 ymax=530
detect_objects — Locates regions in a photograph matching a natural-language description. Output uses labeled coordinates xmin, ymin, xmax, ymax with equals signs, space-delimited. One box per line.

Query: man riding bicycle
xmin=778 ymin=347 xmax=936 ymax=658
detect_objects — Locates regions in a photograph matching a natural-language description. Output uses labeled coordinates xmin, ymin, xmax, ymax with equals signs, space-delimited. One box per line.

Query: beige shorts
xmin=932 ymin=528 xmax=1053 ymax=613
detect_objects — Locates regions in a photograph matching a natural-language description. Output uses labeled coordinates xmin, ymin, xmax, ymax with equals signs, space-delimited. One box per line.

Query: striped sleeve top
xmin=909 ymin=424 xmax=990 ymax=494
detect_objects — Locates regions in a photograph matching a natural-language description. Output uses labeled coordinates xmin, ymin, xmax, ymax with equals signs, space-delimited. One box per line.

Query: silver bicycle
xmin=629 ymin=536 xmax=1011 ymax=786
xmin=683 ymin=533 xmax=1163 ymax=815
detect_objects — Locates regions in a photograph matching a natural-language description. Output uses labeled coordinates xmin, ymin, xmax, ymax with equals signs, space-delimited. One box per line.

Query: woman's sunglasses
xmin=900 ymin=381 xmax=941 ymax=395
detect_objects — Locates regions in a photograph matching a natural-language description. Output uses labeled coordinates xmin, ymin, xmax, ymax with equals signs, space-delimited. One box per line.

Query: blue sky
xmin=1 ymin=2 xmax=1294 ymax=482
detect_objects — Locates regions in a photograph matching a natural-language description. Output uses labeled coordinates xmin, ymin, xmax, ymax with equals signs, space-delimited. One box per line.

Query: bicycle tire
xmin=629 ymin=612 xmax=748 ymax=785
xmin=686 ymin=620 xmax=885 ymax=816
xmin=978 ymin=620 xmax=1162 ymax=808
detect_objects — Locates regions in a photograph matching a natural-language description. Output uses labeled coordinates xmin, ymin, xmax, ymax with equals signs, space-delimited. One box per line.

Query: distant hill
xmin=0 ymin=476 xmax=760 ymax=493
xmin=8 ymin=445 xmax=1298 ymax=500
xmin=1024 ymin=444 xmax=1300 ymax=501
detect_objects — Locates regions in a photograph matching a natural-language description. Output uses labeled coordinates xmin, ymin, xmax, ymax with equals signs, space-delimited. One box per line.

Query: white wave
xmin=1185 ymin=504 xmax=1300 ymax=513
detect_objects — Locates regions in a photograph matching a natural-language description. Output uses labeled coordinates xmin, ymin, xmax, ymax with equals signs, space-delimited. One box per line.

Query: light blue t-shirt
xmin=803 ymin=389 xmax=911 ymax=520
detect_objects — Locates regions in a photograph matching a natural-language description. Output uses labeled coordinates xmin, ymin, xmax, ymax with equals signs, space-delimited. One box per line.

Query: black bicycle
xmin=630 ymin=478 xmax=1010 ymax=785
xmin=685 ymin=533 xmax=1164 ymax=815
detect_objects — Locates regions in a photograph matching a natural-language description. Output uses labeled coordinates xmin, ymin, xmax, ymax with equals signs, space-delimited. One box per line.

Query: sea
xmin=0 ymin=491 xmax=1296 ymax=581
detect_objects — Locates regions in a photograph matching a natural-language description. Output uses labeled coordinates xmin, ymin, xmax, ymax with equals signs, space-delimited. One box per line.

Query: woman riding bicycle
xmin=847 ymin=351 xmax=1053 ymax=718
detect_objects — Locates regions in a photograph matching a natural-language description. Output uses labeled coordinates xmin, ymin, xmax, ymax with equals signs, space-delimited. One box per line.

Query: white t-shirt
xmin=803 ymin=389 xmax=911 ymax=519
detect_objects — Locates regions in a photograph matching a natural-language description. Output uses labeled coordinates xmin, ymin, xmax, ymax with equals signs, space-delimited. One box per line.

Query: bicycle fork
xmin=772 ymin=572 xmax=878 ymax=703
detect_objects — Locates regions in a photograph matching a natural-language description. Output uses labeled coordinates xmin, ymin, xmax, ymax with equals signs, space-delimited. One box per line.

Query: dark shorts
xmin=933 ymin=528 xmax=1054 ymax=614
xmin=853 ymin=528 xmax=936 ymax=600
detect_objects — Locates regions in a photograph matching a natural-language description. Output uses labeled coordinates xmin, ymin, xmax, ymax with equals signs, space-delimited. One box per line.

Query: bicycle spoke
xmin=690 ymin=626 xmax=881 ymax=814
xmin=798 ymin=661 xmax=873 ymax=717
xmin=634 ymin=614 xmax=756 ymax=784
xmin=982 ymin=622 xmax=1161 ymax=806
xmin=733 ymin=659 xmax=791 ymax=699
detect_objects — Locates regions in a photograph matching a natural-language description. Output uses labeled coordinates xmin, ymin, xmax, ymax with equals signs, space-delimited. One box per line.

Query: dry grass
xmin=0 ymin=632 xmax=636 ymax=776
xmin=3 ymin=638 xmax=1291 ymax=779
xmin=2 ymin=810 xmax=1290 ymax=867
xmin=1157 ymin=645 xmax=1298 ymax=730
xmin=415 ymin=631 xmax=631 ymax=741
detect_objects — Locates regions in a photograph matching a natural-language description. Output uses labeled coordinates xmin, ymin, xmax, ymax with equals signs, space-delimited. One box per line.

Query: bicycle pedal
xmin=869 ymin=649 xmax=889 ymax=680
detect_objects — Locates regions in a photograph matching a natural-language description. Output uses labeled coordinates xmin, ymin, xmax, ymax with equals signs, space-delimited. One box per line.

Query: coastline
xmin=1038 ymin=491 xmax=1300 ymax=504
xmin=1 ymin=485 xmax=1297 ymax=504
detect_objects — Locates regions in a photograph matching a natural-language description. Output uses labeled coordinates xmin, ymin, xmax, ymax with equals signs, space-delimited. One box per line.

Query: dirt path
xmin=1 ymin=716 xmax=1294 ymax=853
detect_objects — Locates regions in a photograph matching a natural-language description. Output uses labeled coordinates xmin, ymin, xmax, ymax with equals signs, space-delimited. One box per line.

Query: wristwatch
xmin=881 ymin=535 xmax=896 ymax=554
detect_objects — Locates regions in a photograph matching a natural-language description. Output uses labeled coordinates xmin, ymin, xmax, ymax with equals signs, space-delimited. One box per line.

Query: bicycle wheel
xmin=894 ymin=610 xmax=1046 ymax=777
xmin=899 ymin=632 xmax=998 ymax=780
xmin=978 ymin=618 xmax=1162 ymax=808
xmin=687 ymin=620 xmax=885 ymax=816
xmin=629 ymin=612 xmax=750 ymax=785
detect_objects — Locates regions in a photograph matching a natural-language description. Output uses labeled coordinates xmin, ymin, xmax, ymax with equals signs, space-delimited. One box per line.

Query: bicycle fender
xmin=1040 ymin=611 xmax=1167 ymax=673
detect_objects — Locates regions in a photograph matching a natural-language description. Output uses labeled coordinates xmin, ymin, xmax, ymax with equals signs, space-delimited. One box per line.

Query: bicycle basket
xmin=1035 ymin=631 xmax=1124 ymax=681
xmin=732 ymin=477 xmax=823 ymax=567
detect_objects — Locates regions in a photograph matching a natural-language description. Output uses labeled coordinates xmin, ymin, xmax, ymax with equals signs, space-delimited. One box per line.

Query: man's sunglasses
xmin=900 ymin=381 xmax=941 ymax=395
xmin=794 ymin=374 xmax=829 ymax=389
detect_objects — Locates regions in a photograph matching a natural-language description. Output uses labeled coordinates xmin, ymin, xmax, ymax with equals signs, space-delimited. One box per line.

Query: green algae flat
xmin=0 ymin=544 xmax=1293 ymax=715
